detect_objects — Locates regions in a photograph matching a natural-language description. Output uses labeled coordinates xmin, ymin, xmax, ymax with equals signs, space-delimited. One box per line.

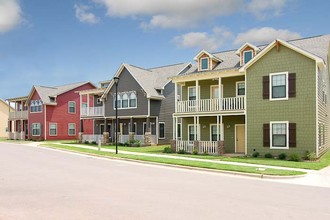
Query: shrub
xmin=203 ymin=151 xmax=208 ymax=156
xmin=278 ymin=153 xmax=287 ymax=160
xmin=91 ymin=141 xmax=97 ymax=145
xmin=288 ymin=153 xmax=301 ymax=162
xmin=163 ymin=146 xmax=172 ymax=153
xmin=264 ymin=153 xmax=273 ymax=158
xmin=252 ymin=152 xmax=260 ymax=158
xmin=193 ymin=149 xmax=198 ymax=155
xmin=84 ymin=140 xmax=89 ymax=144
xmin=304 ymin=151 xmax=317 ymax=161
xmin=178 ymin=149 xmax=186 ymax=154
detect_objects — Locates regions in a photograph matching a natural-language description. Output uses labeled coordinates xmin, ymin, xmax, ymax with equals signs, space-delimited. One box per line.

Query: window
xmin=210 ymin=124 xmax=221 ymax=141
xmin=159 ymin=122 xmax=165 ymax=139
xmin=188 ymin=125 xmax=195 ymax=141
xmin=82 ymin=102 xmax=87 ymax=108
xmin=129 ymin=93 xmax=137 ymax=107
xmin=68 ymin=123 xmax=76 ymax=136
xmin=211 ymin=86 xmax=219 ymax=99
xmin=30 ymin=100 xmax=42 ymax=113
xmin=49 ymin=123 xmax=57 ymax=136
xmin=243 ymin=50 xmax=253 ymax=64
xmin=32 ymin=123 xmax=41 ymax=136
xmin=188 ymin=87 xmax=196 ymax=101
xmin=177 ymin=123 xmax=181 ymax=140
xmin=201 ymin=57 xmax=209 ymax=70
xmin=68 ymin=101 xmax=76 ymax=113
xmin=270 ymin=72 xmax=288 ymax=100
xmin=271 ymin=122 xmax=288 ymax=149
xmin=97 ymin=98 xmax=102 ymax=104
xmin=236 ymin=82 xmax=245 ymax=96
xmin=128 ymin=122 xmax=137 ymax=134
xmin=122 ymin=93 xmax=128 ymax=108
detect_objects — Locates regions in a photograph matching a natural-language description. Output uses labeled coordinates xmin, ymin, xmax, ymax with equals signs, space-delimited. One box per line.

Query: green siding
xmin=246 ymin=45 xmax=317 ymax=156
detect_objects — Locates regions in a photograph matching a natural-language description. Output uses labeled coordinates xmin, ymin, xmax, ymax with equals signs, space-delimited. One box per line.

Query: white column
xmin=173 ymin=117 xmax=176 ymax=140
xmin=196 ymin=80 xmax=199 ymax=112
xmin=87 ymin=94 xmax=90 ymax=116
xmin=175 ymin=117 xmax=178 ymax=141
xmin=174 ymin=82 xmax=178 ymax=112
xmin=79 ymin=93 xmax=82 ymax=114
xmin=193 ymin=116 xmax=197 ymax=140
xmin=217 ymin=115 xmax=219 ymax=141
xmin=197 ymin=116 xmax=200 ymax=141
xmin=220 ymin=115 xmax=224 ymax=141
xmin=218 ymin=77 xmax=222 ymax=110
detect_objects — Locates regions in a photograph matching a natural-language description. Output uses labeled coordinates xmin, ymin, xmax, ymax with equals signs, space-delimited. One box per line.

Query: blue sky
xmin=0 ymin=0 xmax=329 ymax=99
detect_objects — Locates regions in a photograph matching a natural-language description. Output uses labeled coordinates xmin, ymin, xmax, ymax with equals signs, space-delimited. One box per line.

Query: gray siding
xmin=104 ymin=68 xmax=149 ymax=117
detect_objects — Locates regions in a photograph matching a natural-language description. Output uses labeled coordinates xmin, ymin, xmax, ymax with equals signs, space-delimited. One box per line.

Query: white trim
xmin=235 ymin=43 xmax=260 ymax=55
xmin=68 ymin=101 xmax=76 ymax=114
xmin=270 ymin=121 xmax=289 ymax=150
xmin=242 ymin=50 xmax=253 ymax=65
xmin=32 ymin=123 xmax=41 ymax=136
xmin=49 ymin=123 xmax=57 ymax=136
xmin=148 ymin=99 xmax=150 ymax=117
xmin=316 ymin=64 xmax=319 ymax=157
xmin=188 ymin=124 xmax=200 ymax=141
xmin=68 ymin=123 xmax=76 ymax=136
xmin=188 ymin=86 xmax=200 ymax=101
xmin=269 ymin=72 xmax=289 ymax=101
xmin=209 ymin=124 xmax=222 ymax=141
xmin=210 ymin=85 xmax=223 ymax=99
xmin=236 ymin=81 xmax=245 ymax=97
xmin=177 ymin=122 xmax=182 ymax=140
xmin=235 ymin=124 xmax=245 ymax=153
xmin=44 ymin=105 xmax=47 ymax=140
xmin=159 ymin=122 xmax=165 ymax=139
xmin=200 ymin=57 xmax=209 ymax=71
xmin=193 ymin=49 xmax=222 ymax=62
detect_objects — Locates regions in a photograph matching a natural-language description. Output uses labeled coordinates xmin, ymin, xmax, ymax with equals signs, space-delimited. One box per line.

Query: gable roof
xmin=102 ymin=62 xmax=191 ymax=100
xmin=235 ymin=43 xmax=260 ymax=55
xmin=27 ymin=81 xmax=95 ymax=105
xmin=193 ymin=49 xmax=222 ymax=62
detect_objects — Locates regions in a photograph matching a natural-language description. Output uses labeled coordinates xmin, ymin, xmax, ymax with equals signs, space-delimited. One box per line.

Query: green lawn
xmin=41 ymin=143 xmax=305 ymax=176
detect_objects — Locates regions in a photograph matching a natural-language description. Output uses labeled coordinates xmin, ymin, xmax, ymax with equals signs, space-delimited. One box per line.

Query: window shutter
xmin=288 ymin=73 xmax=296 ymax=98
xmin=263 ymin=123 xmax=270 ymax=147
xmin=289 ymin=123 xmax=296 ymax=147
xmin=263 ymin=76 xmax=269 ymax=99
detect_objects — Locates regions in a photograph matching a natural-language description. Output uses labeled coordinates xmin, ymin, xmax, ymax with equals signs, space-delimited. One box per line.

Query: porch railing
xmin=176 ymin=140 xmax=194 ymax=153
xmin=199 ymin=141 xmax=218 ymax=155
xmin=8 ymin=132 xmax=26 ymax=140
xmin=118 ymin=134 xmax=157 ymax=145
xmin=9 ymin=110 xmax=28 ymax=120
xmin=82 ymin=134 xmax=103 ymax=143
xmin=176 ymin=96 xmax=245 ymax=113
xmin=81 ymin=106 xmax=104 ymax=117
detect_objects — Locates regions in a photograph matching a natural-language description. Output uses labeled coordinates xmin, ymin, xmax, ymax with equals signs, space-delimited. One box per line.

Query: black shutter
xmin=288 ymin=73 xmax=296 ymax=98
xmin=263 ymin=123 xmax=270 ymax=147
xmin=263 ymin=76 xmax=269 ymax=99
xmin=289 ymin=123 xmax=296 ymax=147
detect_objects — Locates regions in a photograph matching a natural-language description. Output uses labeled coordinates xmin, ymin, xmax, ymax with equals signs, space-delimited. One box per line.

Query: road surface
xmin=0 ymin=142 xmax=329 ymax=220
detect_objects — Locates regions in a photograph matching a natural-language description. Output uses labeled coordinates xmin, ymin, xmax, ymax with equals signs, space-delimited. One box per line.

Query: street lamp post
xmin=113 ymin=76 xmax=120 ymax=154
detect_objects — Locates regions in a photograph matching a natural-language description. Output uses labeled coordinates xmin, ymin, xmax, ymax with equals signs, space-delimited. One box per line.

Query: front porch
xmin=175 ymin=140 xmax=224 ymax=155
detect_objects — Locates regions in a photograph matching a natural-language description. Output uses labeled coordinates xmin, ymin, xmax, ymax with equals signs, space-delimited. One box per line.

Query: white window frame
xmin=32 ymin=123 xmax=41 ymax=136
xmin=209 ymin=124 xmax=223 ymax=141
xmin=113 ymin=92 xmax=137 ymax=110
xmin=270 ymin=72 xmax=289 ymax=101
xmin=210 ymin=85 xmax=223 ymax=99
xmin=188 ymin=124 xmax=200 ymax=141
xmin=128 ymin=122 xmax=137 ymax=134
xmin=188 ymin=86 xmax=201 ymax=101
xmin=159 ymin=122 xmax=165 ymax=139
xmin=177 ymin=123 xmax=182 ymax=140
xmin=49 ymin=123 xmax=57 ymax=136
xmin=68 ymin=123 xmax=76 ymax=136
xmin=270 ymin=121 xmax=289 ymax=149
xmin=200 ymin=57 xmax=209 ymax=70
xmin=68 ymin=101 xmax=76 ymax=114
xmin=236 ymin=81 xmax=245 ymax=97
xmin=243 ymin=50 xmax=253 ymax=65
xmin=30 ymin=100 xmax=43 ymax=113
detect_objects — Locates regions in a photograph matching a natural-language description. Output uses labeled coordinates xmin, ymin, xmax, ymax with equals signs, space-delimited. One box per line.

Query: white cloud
xmin=0 ymin=0 xmax=22 ymax=33
xmin=93 ymin=0 xmax=243 ymax=29
xmin=247 ymin=0 xmax=288 ymax=19
xmin=173 ymin=27 xmax=233 ymax=51
xmin=74 ymin=4 xmax=100 ymax=24
xmin=234 ymin=27 xmax=301 ymax=45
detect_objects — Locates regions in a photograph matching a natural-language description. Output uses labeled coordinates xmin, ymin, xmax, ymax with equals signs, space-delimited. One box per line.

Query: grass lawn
xmin=41 ymin=143 xmax=305 ymax=176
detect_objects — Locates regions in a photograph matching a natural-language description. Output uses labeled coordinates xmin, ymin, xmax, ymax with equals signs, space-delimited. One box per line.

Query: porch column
xmin=218 ymin=77 xmax=222 ymax=110
xmin=104 ymin=119 xmax=108 ymax=132
xmin=217 ymin=115 xmax=219 ymax=141
xmin=193 ymin=116 xmax=197 ymax=141
xmin=20 ymin=119 xmax=24 ymax=140
xmin=196 ymin=80 xmax=199 ymax=112
xmin=174 ymin=82 xmax=178 ymax=112
xmin=220 ymin=115 xmax=223 ymax=141
xmin=130 ymin=117 xmax=133 ymax=132
xmin=146 ymin=117 xmax=150 ymax=133
xmin=173 ymin=117 xmax=176 ymax=140
xmin=87 ymin=94 xmax=90 ymax=116
xmin=197 ymin=116 xmax=200 ymax=141
xmin=79 ymin=93 xmax=82 ymax=113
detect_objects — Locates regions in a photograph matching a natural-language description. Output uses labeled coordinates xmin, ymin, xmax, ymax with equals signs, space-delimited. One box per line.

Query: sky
xmin=0 ymin=0 xmax=329 ymax=100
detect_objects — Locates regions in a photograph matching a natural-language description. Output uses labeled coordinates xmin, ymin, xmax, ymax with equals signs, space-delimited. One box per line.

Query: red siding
xmin=28 ymin=90 xmax=45 ymax=140
xmin=45 ymin=83 xmax=95 ymax=140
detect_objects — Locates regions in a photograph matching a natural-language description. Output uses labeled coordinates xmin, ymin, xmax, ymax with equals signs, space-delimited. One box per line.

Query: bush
xmin=278 ymin=153 xmax=287 ymax=160
xmin=304 ymin=151 xmax=317 ymax=161
xmin=203 ymin=151 xmax=208 ymax=156
xmin=84 ymin=140 xmax=89 ymax=144
xmin=178 ymin=149 xmax=186 ymax=154
xmin=193 ymin=149 xmax=198 ymax=155
xmin=163 ymin=146 xmax=172 ymax=153
xmin=91 ymin=141 xmax=97 ymax=145
xmin=288 ymin=153 xmax=301 ymax=162
xmin=252 ymin=152 xmax=260 ymax=158
xmin=264 ymin=153 xmax=273 ymax=158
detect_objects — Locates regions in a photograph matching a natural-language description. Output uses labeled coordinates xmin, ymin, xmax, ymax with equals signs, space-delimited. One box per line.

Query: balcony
xmin=176 ymin=96 xmax=245 ymax=113
xmin=9 ymin=110 xmax=28 ymax=120
xmin=81 ymin=106 xmax=104 ymax=117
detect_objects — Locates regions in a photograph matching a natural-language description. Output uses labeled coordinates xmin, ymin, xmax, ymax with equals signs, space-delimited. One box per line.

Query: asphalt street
xmin=0 ymin=143 xmax=329 ymax=220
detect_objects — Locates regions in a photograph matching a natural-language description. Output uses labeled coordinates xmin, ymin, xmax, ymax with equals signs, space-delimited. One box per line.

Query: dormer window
xmin=201 ymin=57 xmax=209 ymax=70
xmin=243 ymin=50 xmax=253 ymax=64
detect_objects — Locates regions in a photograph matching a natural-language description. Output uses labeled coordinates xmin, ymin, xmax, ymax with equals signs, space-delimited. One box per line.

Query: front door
xmin=236 ymin=125 xmax=245 ymax=153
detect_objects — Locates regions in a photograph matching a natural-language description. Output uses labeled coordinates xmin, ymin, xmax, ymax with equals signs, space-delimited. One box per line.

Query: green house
xmin=171 ymin=34 xmax=330 ymax=158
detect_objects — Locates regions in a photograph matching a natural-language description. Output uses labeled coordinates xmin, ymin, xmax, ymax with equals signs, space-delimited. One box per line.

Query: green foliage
xmin=278 ymin=153 xmax=287 ymax=160
xmin=193 ymin=149 xmax=198 ymax=155
xmin=91 ymin=141 xmax=97 ymax=145
xmin=265 ymin=153 xmax=273 ymax=158
xmin=304 ymin=151 xmax=317 ymax=161
xmin=178 ymin=149 xmax=186 ymax=154
xmin=163 ymin=146 xmax=172 ymax=153
xmin=288 ymin=153 xmax=301 ymax=162
xmin=203 ymin=151 xmax=209 ymax=156
xmin=84 ymin=140 xmax=89 ymax=144
xmin=252 ymin=152 xmax=260 ymax=158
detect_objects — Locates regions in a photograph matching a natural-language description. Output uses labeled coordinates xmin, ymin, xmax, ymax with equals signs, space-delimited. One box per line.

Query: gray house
xmin=79 ymin=62 xmax=191 ymax=145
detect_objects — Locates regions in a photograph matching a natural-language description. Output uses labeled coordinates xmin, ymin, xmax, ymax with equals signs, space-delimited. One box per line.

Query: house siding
xmin=0 ymin=100 xmax=10 ymax=137
xmin=246 ymin=45 xmax=317 ymax=156
xmin=28 ymin=91 xmax=45 ymax=140
xmin=105 ymin=68 xmax=148 ymax=117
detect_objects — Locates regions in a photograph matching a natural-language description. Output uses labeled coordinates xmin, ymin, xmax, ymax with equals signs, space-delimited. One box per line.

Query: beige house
xmin=0 ymin=99 xmax=13 ymax=138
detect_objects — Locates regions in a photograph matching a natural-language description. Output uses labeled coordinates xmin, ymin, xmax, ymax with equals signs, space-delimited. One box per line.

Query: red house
xmin=26 ymin=81 xmax=95 ymax=140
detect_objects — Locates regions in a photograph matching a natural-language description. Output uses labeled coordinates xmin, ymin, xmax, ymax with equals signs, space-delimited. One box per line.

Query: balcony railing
xmin=176 ymin=96 xmax=245 ymax=113
xmin=9 ymin=110 xmax=28 ymax=120
xmin=81 ymin=106 xmax=104 ymax=117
